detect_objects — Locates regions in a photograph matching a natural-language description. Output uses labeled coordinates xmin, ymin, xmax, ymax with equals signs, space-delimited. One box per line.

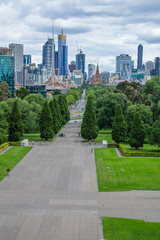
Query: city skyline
xmin=0 ymin=0 xmax=160 ymax=72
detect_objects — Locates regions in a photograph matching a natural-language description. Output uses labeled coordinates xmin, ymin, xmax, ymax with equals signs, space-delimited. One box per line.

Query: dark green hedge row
xmin=119 ymin=144 xmax=160 ymax=157
xmin=108 ymin=143 xmax=119 ymax=148
xmin=9 ymin=142 xmax=21 ymax=146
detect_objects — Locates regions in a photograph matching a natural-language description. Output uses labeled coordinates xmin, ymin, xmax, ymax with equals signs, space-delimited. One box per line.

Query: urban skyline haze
xmin=0 ymin=0 xmax=160 ymax=72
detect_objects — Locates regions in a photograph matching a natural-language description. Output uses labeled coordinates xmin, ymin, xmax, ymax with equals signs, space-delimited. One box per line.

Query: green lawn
xmin=0 ymin=146 xmax=32 ymax=181
xmin=20 ymin=133 xmax=54 ymax=141
xmin=95 ymin=148 xmax=160 ymax=191
xmin=102 ymin=217 xmax=160 ymax=240
xmin=94 ymin=129 xmax=115 ymax=143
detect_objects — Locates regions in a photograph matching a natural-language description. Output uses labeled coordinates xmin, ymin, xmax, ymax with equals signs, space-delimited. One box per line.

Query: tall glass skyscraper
xmin=23 ymin=55 xmax=31 ymax=66
xmin=58 ymin=30 xmax=68 ymax=76
xmin=9 ymin=43 xmax=23 ymax=84
xmin=137 ymin=44 xmax=143 ymax=70
xmin=0 ymin=48 xmax=14 ymax=96
xmin=43 ymin=38 xmax=55 ymax=77
xmin=76 ymin=50 xmax=85 ymax=78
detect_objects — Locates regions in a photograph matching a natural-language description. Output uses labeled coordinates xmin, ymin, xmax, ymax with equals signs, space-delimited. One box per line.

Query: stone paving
xmin=0 ymin=119 xmax=160 ymax=239
xmin=0 ymin=120 xmax=103 ymax=240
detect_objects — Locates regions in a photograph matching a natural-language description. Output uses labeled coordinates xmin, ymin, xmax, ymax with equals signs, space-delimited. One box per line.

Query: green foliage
xmin=15 ymin=87 xmax=29 ymax=100
xmin=52 ymin=89 xmax=61 ymax=95
xmin=0 ymin=135 xmax=3 ymax=145
xmin=129 ymin=111 xmax=145 ymax=149
xmin=8 ymin=100 xmax=24 ymax=142
xmin=119 ymin=143 xmax=160 ymax=157
xmin=9 ymin=142 xmax=21 ymax=146
xmin=149 ymin=118 xmax=160 ymax=147
xmin=96 ymin=92 xmax=129 ymax=129
xmin=102 ymin=217 xmax=160 ymax=240
xmin=0 ymin=142 xmax=9 ymax=152
xmin=125 ymin=104 xmax=152 ymax=134
xmin=0 ymin=81 xmax=11 ymax=101
xmin=108 ymin=143 xmax=119 ymax=148
xmin=39 ymin=100 xmax=54 ymax=140
xmin=49 ymin=99 xmax=59 ymax=134
xmin=66 ymin=94 xmax=75 ymax=105
xmin=112 ymin=104 xmax=127 ymax=143
xmin=81 ymin=96 xmax=98 ymax=140
xmin=58 ymin=95 xmax=70 ymax=124
xmin=24 ymin=93 xmax=45 ymax=106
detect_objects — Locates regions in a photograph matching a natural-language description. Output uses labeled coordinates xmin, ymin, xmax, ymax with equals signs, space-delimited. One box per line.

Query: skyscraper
xmin=116 ymin=54 xmax=134 ymax=80
xmin=0 ymin=48 xmax=14 ymax=96
xmin=9 ymin=43 xmax=23 ymax=84
xmin=76 ymin=50 xmax=85 ymax=78
xmin=23 ymin=55 xmax=31 ymax=66
xmin=58 ymin=30 xmax=68 ymax=76
xmin=42 ymin=38 xmax=55 ymax=77
xmin=88 ymin=64 xmax=96 ymax=82
xmin=137 ymin=44 xmax=143 ymax=70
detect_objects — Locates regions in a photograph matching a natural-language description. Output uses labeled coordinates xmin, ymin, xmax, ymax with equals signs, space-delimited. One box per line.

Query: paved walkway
xmin=0 ymin=120 xmax=103 ymax=240
xmin=0 ymin=120 xmax=160 ymax=240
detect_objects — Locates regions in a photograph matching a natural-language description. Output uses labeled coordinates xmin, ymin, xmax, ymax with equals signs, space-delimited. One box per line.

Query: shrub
xmin=0 ymin=135 xmax=3 ymax=145
xmin=0 ymin=142 xmax=9 ymax=152
xmin=119 ymin=143 xmax=160 ymax=157
xmin=9 ymin=142 xmax=21 ymax=146
xmin=108 ymin=143 xmax=119 ymax=148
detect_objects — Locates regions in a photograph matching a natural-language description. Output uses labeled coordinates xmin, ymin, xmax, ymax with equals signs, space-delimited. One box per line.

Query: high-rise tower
xmin=9 ymin=43 xmax=23 ymax=84
xmin=42 ymin=38 xmax=55 ymax=77
xmin=58 ymin=29 xmax=68 ymax=76
xmin=76 ymin=50 xmax=85 ymax=78
xmin=137 ymin=44 xmax=143 ymax=70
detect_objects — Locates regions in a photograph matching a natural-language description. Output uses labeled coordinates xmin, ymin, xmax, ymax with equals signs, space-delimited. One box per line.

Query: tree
xmin=0 ymin=82 xmax=11 ymax=101
xmin=49 ymin=99 xmax=59 ymax=134
xmin=125 ymin=104 xmax=153 ymax=134
xmin=39 ymin=100 xmax=54 ymax=140
xmin=24 ymin=94 xmax=45 ymax=106
xmin=15 ymin=87 xmax=29 ymax=100
xmin=58 ymin=95 xmax=69 ymax=124
xmin=53 ymin=98 xmax=62 ymax=129
xmin=66 ymin=94 xmax=75 ymax=105
xmin=8 ymin=100 xmax=24 ymax=142
xmin=129 ymin=111 xmax=145 ymax=149
xmin=81 ymin=96 xmax=98 ymax=140
xmin=62 ymin=95 xmax=70 ymax=122
xmin=112 ymin=104 xmax=127 ymax=143
xmin=149 ymin=118 xmax=160 ymax=147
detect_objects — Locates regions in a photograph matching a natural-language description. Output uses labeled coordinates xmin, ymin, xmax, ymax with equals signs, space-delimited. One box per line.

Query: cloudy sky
xmin=1 ymin=0 xmax=160 ymax=72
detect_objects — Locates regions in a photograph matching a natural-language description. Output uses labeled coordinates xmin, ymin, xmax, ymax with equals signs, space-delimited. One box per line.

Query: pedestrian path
xmin=0 ymin=120 xmax=103 ymax=240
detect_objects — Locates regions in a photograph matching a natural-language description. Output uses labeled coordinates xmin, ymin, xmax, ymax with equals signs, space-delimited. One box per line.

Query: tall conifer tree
xmin=39 ymin=100 xmax=54 ymax=140
xmin=129 ymin=111 xmax=145 ymax=149
xmin=81 ymin=96 xmax=98 ymax=140
xmin=112 ymin=104 xmax=127 ymax=143
xmin=49 ymin=99 xmax=59 ymax=134
xmin=8 ymin=100 xmax=24 ymax=141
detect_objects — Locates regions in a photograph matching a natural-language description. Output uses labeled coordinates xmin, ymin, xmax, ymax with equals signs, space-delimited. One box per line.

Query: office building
xmin=76 ymin=50 xmax=85 ymax=79
xmin=151 ymin=57 xmax=160 ymax=76
xmin=88 ymin=64 xmax=96 ymax=83
xmin=58 ymin=30 xmax=68 ymax=76
xmin=137 ymin=44 xmax=143 ymax=70
xmin=42 ymin=38 xmax=56 ymax=77
xmin=71 ymin=70 xmax=84 ymax=87
xmin=69 ymin=61 xmax=76 ymax=73
xmin=116 ymin=54 xmax=134 ymax=80
xmin=145 ymin=61 xmax=154 ymax=75
xmin=100 ymin=72 xmax=110 ymax=84
xmin=23 ymin=64 xmax=47 ymax=86
xmin=0 ymin=47 xmax=14 ymax=96
xmin=9 ymin=43 xmax=23 ymax=84
xmin=23 ymin=55 xmax=31 ymax=66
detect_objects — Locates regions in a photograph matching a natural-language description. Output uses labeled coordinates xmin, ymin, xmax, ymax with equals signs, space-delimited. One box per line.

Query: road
xmin=70 ymin=90 xmax=86 ymax=118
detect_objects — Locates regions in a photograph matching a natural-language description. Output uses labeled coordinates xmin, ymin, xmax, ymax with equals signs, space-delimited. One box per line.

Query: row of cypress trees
xmin=7 ymin=94 xmax=70 ymax=142
xmin=112 ymin=104 xmax=145 ymax=149
xmin=39 ymin=95 xmax=70 ymax=140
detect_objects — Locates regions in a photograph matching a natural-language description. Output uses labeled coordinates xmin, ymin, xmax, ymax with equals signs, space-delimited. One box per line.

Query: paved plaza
xmin=0 ymin=120 xmax=160 ymax=239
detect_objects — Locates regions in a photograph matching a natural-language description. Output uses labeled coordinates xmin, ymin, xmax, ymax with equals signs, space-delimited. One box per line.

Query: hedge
xmin=108 ymin=143 xmax=119 ymax=148
xmin=0 ymin=142 xmax=9 ymax=152
xmin=9 ymin=142 xmax=21 ymax=146
xmin=119 ymin=143 xmax=160 ymax=157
